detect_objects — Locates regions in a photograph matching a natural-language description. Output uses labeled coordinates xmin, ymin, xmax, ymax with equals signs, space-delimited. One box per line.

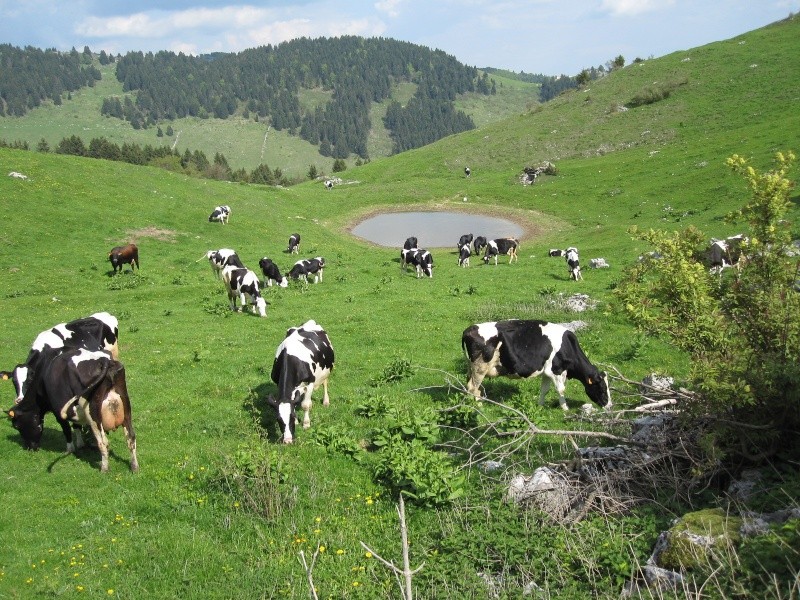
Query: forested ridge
xmin=0 ymin=44 xmax=101 ymax=116
xmin=1 ymin=37 xmax=495 ymax=159
xmin=110 ymin=36 xmax=491 ymax=158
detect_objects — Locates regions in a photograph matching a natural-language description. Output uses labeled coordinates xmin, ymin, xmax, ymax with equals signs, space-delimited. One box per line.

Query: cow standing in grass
xmin=483 ymin=238 xmax=518 ymax=265
xmin=109 ymin=244 xmax=139 ymax=274
xmin=462 ymin=319 xmax=611 ymax=411
xmin=7 ymin=347 xmax=139 ymax=473
xmin=268 ymin=320 xmax=334 ymax=444
xmin=222 ymin=266 xmax=268 ymax=317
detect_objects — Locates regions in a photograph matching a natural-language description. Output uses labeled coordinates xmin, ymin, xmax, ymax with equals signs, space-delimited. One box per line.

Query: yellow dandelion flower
xmin=336 ymin=549 xmax=344 ymax=555
xmin=74 ymin=572 xmax=80 ymax=578
xmin=26 ymin=577 xmax=33 ymax=584
xmin=352 ymin=581 xmax=361 ymax=587
xmin=233 ymin=501 xmax=240 ymax=508
xmin=318 ymin=546 xmax=326 ymax=553
xmin=107 ymin=589 xmax=114 ymax=595
xmin=76 ymin=585 xmax=84 ymax=592
xmin=314 ymin=529 xmax=321 ymax=534
xmin=315 ymin=516 xmax=322 ymax=523
xmin=365 ymin=552 xmax=373 ymax=559
xmin=365 ymin=498 xmax=374 ymax=505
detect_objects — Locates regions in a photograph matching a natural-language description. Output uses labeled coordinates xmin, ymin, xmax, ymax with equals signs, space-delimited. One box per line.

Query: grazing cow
xmin=206 ymin=248 xmax=245 ymax=278
xmin=324 ymin=180 xmax=334 ymax=190
xmin=458 ymin=243 xmax=472 ymax=267
xmin=565 ymin=247 xmax=583 ymax=281
xmin=222 ymin=266 xmax=268 ymax=317
xmin=409 ymin=249 xmax=433 ymax=278
xmin=267 ymin=320 xmax=334 ymax=444
xmin=465 ymin=167 xmax=471 ymax=177
xmin=7 ymin=347 xmax=138 ymax=472
xmin=8 ymin=171 xmax=28 ymax=180
xmin=109 ymin=244 xmax=139 ymax=274
xmin=548 ymin=249 xmax=565 ymax=257
xmin=483 ymin=238 xmax=519 ymax=265
xmin=473 ymin=236 xmax=488 ymax=256
xmin=400 ymin=247 xmax=417 ymax=271
xmin=458 ymin=234 xmax=474 ymax=251
xmin=287 ymin=233 xmax=301 ymax=255
xmin=403 ymin=237 xmax=418 ymax=251
xmin=708 ymin=234 xmax=747 ymax=273
xmin=208 ymin=205 xmax=231 ymax=224
xmin=287 ymin=257 xmax=325 ymax=284
xmin=462 ymin=319 xmax=611 ymax=411
xmin=2 ymin=312 xmax=120 ymax=404
xmin=258 ymin=257 xmax=288 ymax=288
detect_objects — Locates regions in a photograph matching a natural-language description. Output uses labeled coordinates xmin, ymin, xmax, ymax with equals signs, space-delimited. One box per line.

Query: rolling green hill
xmin=0 ymin=15 xmax=798 ymax=599
xmin=0 ymin=59 xmax=539 ymax=179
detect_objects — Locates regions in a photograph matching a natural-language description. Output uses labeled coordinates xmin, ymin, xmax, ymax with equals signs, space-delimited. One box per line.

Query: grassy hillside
xmin=0 ymin=16 xmax=798 ymax=599
xmin=0 ymin=62 xmax=538 ymax=179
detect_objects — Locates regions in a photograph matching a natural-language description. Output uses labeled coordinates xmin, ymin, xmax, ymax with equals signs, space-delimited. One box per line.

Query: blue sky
xmin=1 ymin=1 xmax=797 ymax=75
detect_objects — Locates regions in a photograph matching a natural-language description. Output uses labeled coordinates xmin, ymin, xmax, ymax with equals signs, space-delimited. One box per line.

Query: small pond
xmin=350 ymin=211 xmax=525 ymax=248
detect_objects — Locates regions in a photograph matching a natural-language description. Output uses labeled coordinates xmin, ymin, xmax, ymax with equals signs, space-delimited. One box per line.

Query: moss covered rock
xmin=657 ymin=508 xmax=742 ymax=571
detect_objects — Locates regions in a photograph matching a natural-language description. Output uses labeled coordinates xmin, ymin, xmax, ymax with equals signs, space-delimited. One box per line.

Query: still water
xmin=351 ymin=211 xmax=524 ymax=248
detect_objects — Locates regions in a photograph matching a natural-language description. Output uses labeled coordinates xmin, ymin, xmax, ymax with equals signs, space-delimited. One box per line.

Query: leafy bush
xmin=370 ymin=405 xmax=440 ymax=448
xmin=616 ymin=150 xmax=800 ymax=466
xmin=369 ymin=356 xmax=414 ymax=386
xmin=373 ymin=438 xmax=465 ymax=506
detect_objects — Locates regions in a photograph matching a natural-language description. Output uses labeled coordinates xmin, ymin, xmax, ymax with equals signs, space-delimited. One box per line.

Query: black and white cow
xmin=208 ymin=205 xmax=231 ymax=224
xmin=483 ymin=238 xmax=519 ymax=265
xmin=324 ymin=180 xmax=334 ymax=190
xmin=403 ymin=237 xmax=418 ymax=251
xmin=287 ymin=233 xmax=301 ymax=255
xmin=287 ymin=257 xmax=325 ymax=284
xmin=400 ymin=247 xmax=417 ymax=271
xmin=109 ymin=244 xmax=139 ymax=274
xmin=473 ymin=236 xmax=488 ymax=256
xmin=267 ymin=320 xmax=334 ymax=444
xmin=462 ymin=319 xmax=611 ymax=411
xmin=2 ymin=312 xmax=119 ymax=404
xmin=548 ymin=248 xmax=565 ymax=257
xmin=222 ymin=266 xmax=268 ymax=317
xmin=565 ymin=247 xmax=583 ymax=280
xmin=458 ymin=234 xmax=474 ymax=251
xmin=465 ymin=167 xmax=471 ymax=177
xmin=708 ymin=234 xmax=747 ymax=274
xmin=409 ymin=249 xmax=433 ymax=278
xmin=258 ymin=257 xmax=288 ymax=288
xmin=458 ymin=243 xmax=472 ymax=267
xmin=206 ymin=248 xmax=245 ymax=278
xmin=7 ymin=347 xmax=138 ymax=472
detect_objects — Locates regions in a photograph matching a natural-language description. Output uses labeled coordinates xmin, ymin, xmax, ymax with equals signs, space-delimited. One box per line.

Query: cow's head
xmin=1 ymin=365 xmax=29 ymax=403
xmin=267 ymin=395 xmax=298 ymax=444
xmin=7 ymin=404 xmax=43 ymax=450
xmin=583 ymin=371 xmax=612 ymax=410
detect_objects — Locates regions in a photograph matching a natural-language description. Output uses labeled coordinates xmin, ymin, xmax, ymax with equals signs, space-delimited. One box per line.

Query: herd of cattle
xmin=6 ymin=201 xmax=757 ymax=469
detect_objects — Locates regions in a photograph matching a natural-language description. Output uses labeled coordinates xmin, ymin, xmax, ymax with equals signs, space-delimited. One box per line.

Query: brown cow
xmin=109 ymin=244 xmax=139 ymax=274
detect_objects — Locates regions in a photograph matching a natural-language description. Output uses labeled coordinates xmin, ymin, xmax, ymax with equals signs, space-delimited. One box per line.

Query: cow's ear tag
xmin=1 ymin=373 xmax=7 ymax=380
xmin=587 ymin=377 xmax=593 ymax=385
xmin=7 ymin=409 xmax=14 ymax=418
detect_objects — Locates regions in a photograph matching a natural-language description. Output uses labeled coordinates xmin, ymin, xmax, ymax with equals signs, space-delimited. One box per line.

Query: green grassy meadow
xmin=0 ymin=16 xmax=799 ymax=599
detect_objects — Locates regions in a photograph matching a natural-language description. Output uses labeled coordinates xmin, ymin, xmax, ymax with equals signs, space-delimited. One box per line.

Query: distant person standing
xmin=464 ymin=166 xmax=471 ymax=177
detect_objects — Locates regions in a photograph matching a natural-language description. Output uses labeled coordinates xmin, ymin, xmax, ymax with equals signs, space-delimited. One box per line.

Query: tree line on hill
xmin=0 ymin=44 xmax=101 ymax=116
xmin=0 ymin=134 xmax=338 ymax=186
xmin=107 ymin=36 xmax=490 ymax=158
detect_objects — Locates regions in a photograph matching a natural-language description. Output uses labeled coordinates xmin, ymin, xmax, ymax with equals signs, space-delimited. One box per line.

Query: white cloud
xmin=600 ymin=0 xmax=674 ymax=17
xmin=374 ymin=0 xmax=403 ymax=18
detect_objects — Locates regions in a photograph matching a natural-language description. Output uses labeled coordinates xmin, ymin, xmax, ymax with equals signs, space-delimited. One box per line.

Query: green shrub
xmin=373 ymin=438 xmax=465 ymax=506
